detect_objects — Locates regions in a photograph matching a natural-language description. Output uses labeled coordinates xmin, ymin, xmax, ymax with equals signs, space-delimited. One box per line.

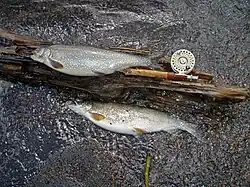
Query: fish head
xmin=68 ymin=101 xmax=93 ymax=116
xmin=31 ymin=47 xmax=65 ymax=70
xmin=81 ymin=101 xmax=93 ymax=112
xmin=31 ymin=47 xmax=50 ymax=63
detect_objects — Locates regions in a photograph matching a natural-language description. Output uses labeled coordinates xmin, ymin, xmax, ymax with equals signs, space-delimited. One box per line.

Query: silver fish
xmin=68 ymin=102 xmax=200 ymax=139
xmin=31 ymin=45 xmax=155 ymax=76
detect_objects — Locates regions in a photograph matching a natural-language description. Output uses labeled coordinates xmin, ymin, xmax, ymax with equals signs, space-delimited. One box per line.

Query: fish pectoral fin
xmin=133 ymin=127 xmax=147 ymax=134
xmin=49 ymin=58 xmax=64 ymax=69
xmin=90 ymin=112 xmax=106 ymax=121
xmin=165 ymin=129 xmax=178 ymax=134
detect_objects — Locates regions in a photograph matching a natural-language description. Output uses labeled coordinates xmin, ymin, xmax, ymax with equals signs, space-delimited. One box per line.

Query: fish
xmin=68 ymin=101 xmax=201 ymax=139
xmin=31 ymin=45 xmax=158 ymax=76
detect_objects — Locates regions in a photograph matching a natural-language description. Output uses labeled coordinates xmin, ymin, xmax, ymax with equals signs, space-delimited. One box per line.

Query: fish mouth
xmin=68 ymin=104 xmax=86 ymax=115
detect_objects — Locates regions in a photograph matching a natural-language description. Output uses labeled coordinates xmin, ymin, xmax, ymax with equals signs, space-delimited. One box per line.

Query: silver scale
xmin=170 ymin=49 xmax=198 ymax=80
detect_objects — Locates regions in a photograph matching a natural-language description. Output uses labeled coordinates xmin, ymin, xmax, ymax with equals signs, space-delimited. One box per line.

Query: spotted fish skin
xmin=68 ymin=102 xmax=200 ymax=138
xmin=31 ymin=45 xmax=154 ymax=76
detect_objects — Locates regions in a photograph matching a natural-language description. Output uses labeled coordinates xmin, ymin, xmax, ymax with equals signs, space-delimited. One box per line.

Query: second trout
xmin=68 ymin=101 xmax=200 ymax=139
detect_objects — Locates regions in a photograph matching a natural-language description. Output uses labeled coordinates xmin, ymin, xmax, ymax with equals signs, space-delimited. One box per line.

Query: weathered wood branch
xmin=0 ymin=30 xmax=249 ymax=105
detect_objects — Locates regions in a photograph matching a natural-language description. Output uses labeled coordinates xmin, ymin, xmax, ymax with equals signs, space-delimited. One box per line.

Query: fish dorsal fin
xmin=133 ymin=127 xmax=147 ymax=134
xmin=90 ymin=112 xmax=106 ymax=121
xmin=49 ymin=58 xmax=64 ymax=69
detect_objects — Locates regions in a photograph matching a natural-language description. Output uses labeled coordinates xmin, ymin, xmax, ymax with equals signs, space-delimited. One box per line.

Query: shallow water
xmin=0 ymin=0 xmax=249 ymax=186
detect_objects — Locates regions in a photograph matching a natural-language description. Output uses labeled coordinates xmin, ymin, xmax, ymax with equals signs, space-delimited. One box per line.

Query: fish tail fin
xmin=146 ymin=58 xmax=164 ymax=70
xmin=148 ymin=63 xmax=163 ymax=70
xmin=176 ymin=121 xmax=205 ymax=142
xmin=148 ymin=54 xmax=166 ymax=70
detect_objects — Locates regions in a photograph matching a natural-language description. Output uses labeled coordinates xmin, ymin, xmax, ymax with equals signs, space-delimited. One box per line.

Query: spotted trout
xmin=31 ymin=45 xmax=157 ymax=76
xmin=68 ymin=102 xmax=200 ymax=139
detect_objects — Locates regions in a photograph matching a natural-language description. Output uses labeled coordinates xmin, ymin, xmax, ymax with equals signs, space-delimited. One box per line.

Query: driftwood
xmin=0 ymin=30 xmax=249 ymax=108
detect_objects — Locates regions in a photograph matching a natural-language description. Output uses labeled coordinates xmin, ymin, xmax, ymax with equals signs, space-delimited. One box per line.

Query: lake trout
xmin=31 ymin=45 xmax=157 ymax=76
xmin=68 ymin=102 xmax=200 ymax=139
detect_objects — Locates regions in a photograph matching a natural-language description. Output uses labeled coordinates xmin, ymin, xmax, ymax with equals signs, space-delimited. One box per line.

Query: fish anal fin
xmin=90 ymin=112 xmax=106 ymax=121
xmin=91 ymin=70 xmax=107 ymax=76
xmin=165 ymin=129 xmax=178 ymax=134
